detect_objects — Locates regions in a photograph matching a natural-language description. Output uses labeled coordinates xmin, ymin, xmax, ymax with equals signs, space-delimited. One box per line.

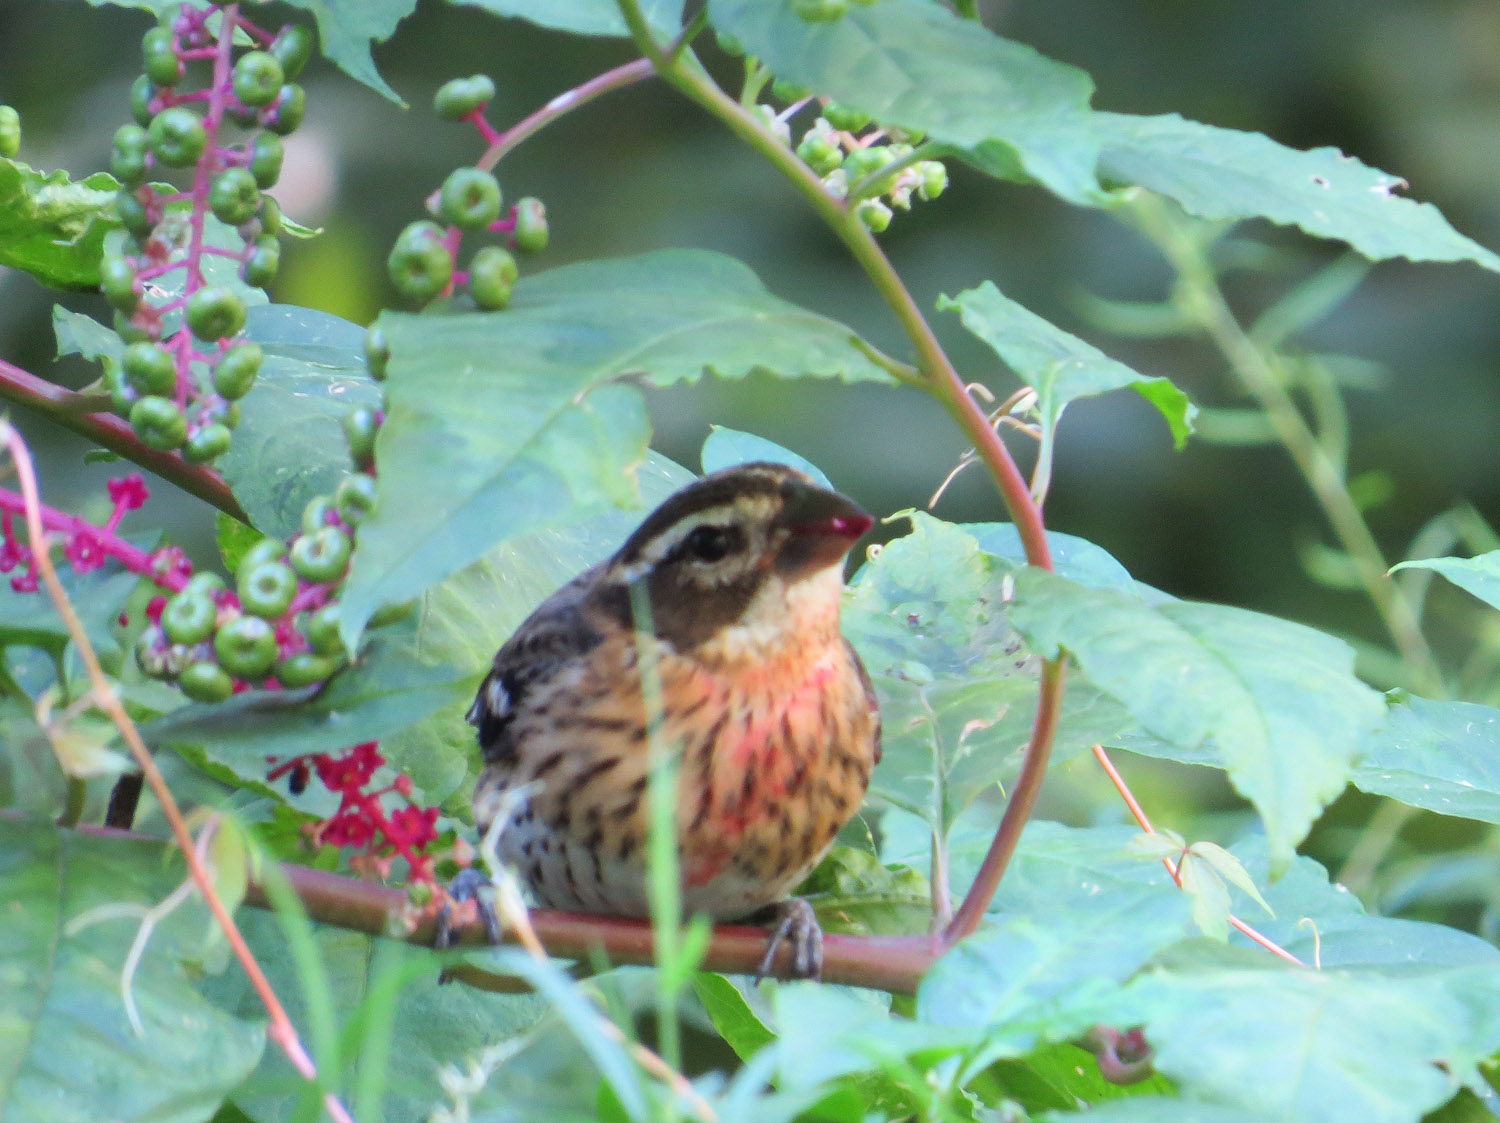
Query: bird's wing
xmin=845 ymin=636 xmax=882 ymax=765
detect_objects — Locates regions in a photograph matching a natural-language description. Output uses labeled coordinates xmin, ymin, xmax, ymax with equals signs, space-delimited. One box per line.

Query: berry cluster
xmin=101 ymin=2 xmax=312 ymax=464
xmin=267 ymin=742 xmax=442 ymax=886
xmin=385 ymin=75 xmax=549 ymax=310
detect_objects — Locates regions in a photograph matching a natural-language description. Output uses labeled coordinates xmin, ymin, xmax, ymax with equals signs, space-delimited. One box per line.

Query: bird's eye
xmin=681 ymin=524 xmax=739 ymax=563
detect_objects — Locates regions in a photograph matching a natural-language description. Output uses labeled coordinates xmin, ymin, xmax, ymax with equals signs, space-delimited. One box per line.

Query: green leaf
xmin=1041 ymin=1099 xmax=1282 ymax=1123
xmin=1099 ymin=943 xmax=1500 ymax=1123
xmin=1393 ymin=551 xmax=1500 ymax=613
xmin=341 ymin=249 xmax=889 ymax=646
xmin=1008 ymin=569 xmax=1386 ymax=873
xmin=0 ymin=565 xmax=141 ymax=654
xmin=0 ymin=158 xmax=119 ymax=289
xmin=965 ymin=522 xmax=1140 ymax=595
xmin=1178 ymin=849 xmax=1233 ymax=941
xmin=939 ymin=281 xmax=1195 ymax=449
xmin=1095 ymin=112 xmax=1500 ymax=273
xmin=1189 ymin=841 xmax=1274 ymax=919
xmin=797 ymin=845 xmax=931 ymax=935
xmin=451 ymin=0 xmax=685 ymax=37
xmin=700 ymin=426 xmax=833 ymax=489
xmin=707 ymin=0 xmax=1101 ymax=203
xmin=0 ymin=818 xmax=266 ymax=1123
xmin=843 ymin=515 xmax=1138 ymax=836
xmin=52 ymin=305 xmax=124 ymax=368
xmin=220 ymin=304 xmax=380 ymax=539
xmin=0 ymin=697 xmax=69 ymax=816
xmin=279 ymin=0 xmax=411 ymax=103
xmin=1352 ymin=695 xmax=1500 ymax=824
xmin=693 ymin=974 xmax=776 ymax=1060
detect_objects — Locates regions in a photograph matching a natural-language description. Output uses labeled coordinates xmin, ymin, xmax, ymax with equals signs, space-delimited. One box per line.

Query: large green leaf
xmin=279 ymin=0 xmax=411 ymax=103
xmin=1042 ymin=1101 xmax=1282 ymax=1123
xmin=219 ymin=304 xmax=380 ymax=539
xmin=340 ymin=249 xmax=890 ymax=647
xmin=0 ymin=565 xmax=141 ymax=654
xmin=940 ymin=281 xmax=1195 ymax=449
xmin=1095 ymin=113 xmax=1500 ymax=273
xmin=1392 ymin=551 xmax=1500 ymax=614
xmin=1352 ymin=694 xmax=1500 ymax=825
xmin=0 ymin=158 xmax=119 ymax=289
xmin=452 ymin=0 xmax=684 ymax=37
xmin=1097 ymin=942 xmax=1500 ymax=1123
xmin=1008 ymin=569 xmax=1386 ymax=874
xmin=843 ymin=515 xmax=1137 ymax=836
xmin=0 ymin=819 xmax=266 ymax=1123
xmin=707 ymin=0 xmax=1100 ymax=203
xmin=699 ymin=425 xmax=833 ymax=489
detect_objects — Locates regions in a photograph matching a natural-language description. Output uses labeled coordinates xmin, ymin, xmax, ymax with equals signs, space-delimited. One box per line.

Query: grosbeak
xmin=453 ymin=461 xmax=880 ymax=978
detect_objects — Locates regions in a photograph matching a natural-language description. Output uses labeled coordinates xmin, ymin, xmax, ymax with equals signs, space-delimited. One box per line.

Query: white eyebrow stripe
xmin=615 ymin=504 xmax=742 ymax=581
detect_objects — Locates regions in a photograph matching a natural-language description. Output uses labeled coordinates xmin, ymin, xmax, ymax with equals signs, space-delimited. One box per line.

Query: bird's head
xmin=605 ymin=462 xmax=872 ymax=656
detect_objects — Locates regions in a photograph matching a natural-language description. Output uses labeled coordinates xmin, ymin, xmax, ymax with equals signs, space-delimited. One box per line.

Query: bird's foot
xmin=434 ymin=867 xmax=502 ymax=982
xmin=754 ymin=898 xmax=824 ymax=982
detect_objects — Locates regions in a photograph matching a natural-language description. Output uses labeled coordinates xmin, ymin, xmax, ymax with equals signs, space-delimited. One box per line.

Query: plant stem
xmin=615 ymin=0 xmax=1064 ymax=943
xmin=0 ymin=357 xmax=246 ymax=520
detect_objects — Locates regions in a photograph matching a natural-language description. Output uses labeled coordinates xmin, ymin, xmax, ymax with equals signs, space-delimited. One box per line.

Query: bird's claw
xmin=755 ymin=898 xmax=824 ymax=982
xmin=434 ymin=867 xmax=502 ymax=982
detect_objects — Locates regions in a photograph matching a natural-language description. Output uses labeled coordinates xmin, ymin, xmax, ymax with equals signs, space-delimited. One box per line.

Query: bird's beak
xmin=774 ymin=482 xmax=872 ymax=576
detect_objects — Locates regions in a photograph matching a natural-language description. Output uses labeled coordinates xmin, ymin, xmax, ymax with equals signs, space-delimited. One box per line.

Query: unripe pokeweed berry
xmin=335 ymin=472 xmax=377 ymax=525
xmin=212 ymin=342 xmax=262 ymax=400
xmin=209 ymin=167 xmax=260 ymax=226
xmin=100 ymin=255 xmax=139 ymax=312
xmin=185 ymin=423 xmax=232 ymax=463
xmin=110 ymin=125 xmax=150 ymax=185
xmin=387 ymin=220 xmax=453 ymax=303
xmin=842 ymin=145 xmax=888 ymax=186
xmin=855 ymin=197 xmax=893 ymax=233
xmin=123 ymin=341 xmax=176 ymax=395
xmin=364 ymin=324 xmax=389 ymax=380
xmin=468 ymin=245 xmax=518 ymax=311
xmin=343 ymin=405 xmax=379 ymax=468
xmin=440 ymin=167 xmax=502 ymax=230
xmin=186 ymin=286 xmax=247 ymax=342
xmin=242 ymin=236 xmax=280 ymax=288
xmin=301 ymin=496 xmax=336 ymax=535
xmin=305 ymin=602 xmax=345 ymax=656
xmin=257 ymin=195 xmax=283 ymax=236
xmin=269 ymin=25 xmax=315 ymax=81
xmin=823 ymin=102 xmax=871 ymax=132
xmin=129 ymin=395 xmax=188 ymax=451
xmin=796 ymin=132 xmax=843 ymax=177
xmin=248 ymin=132 xmax=284 ymax=189
xmin=233 ymin=51 xmax=285 ymax=109
xmin=238 ymin=537 xmax=287 ymax=579
xmin=238 ymin=559 xmax=298 ymax=618
xmin=179 ymin=660 xmax=235 ymax=703
xmin=130 ymin=76 xmax=158 ymax=128
xmin=434 ymin=75 xmax=495 ymax=121
xmin=263 ymin=84 xmax=305 ymax=135
xmin=107 ymin=372 xmax=139 ymax=417
xmin=135 ymin=627 xmax=171 ymax=678
xmin=275 ymin=651 xmax=343 ymax=688
xmin=162 ymin=589 xmax=217 ymax=645
xmin=184 ymin=570 xmax=226 ymax=598
xmin=919 ymin=161 xmax=948 ymax=200
xmin=792 ymin=0 xmax=850 ymax=21
xmin=141 ymin=26 xmax=184 ymax=87
xmin=512 ymin=197 xmax=548 ymax=254
xmin=115 ymin=189 xmax=153 ymax=237
xmin=147 ymin=106 xmax=207 ymax=167
xmin=214 ymin=614 xmax=277 ymax=678
xmin=0 ymin=106 xmax=18 ymax=159
xmin=290 ymin=526 xmax=352 ymax=583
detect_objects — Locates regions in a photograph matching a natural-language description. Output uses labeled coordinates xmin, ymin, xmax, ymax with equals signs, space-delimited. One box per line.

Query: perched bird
xmin=450 ymin=461 xmax=880 ymax=978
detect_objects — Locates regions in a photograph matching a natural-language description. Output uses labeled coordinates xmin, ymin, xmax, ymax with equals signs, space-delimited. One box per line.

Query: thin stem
xmin=616 ymin=0 xmax=1064 ymax=943
xmin=0 ymin=357 xmax=246 ymax=519
xmin=477 ymin=58 xmax=657 ymax=173
xmin=0 ymin=422 xmax=350 ymax=1123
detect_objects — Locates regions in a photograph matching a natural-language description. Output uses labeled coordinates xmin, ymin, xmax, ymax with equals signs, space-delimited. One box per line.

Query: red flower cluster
xmin=268 ymin=741 xmax=441 ymax=885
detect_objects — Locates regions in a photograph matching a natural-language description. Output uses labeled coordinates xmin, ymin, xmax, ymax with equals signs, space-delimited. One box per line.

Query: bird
xmin=442 ymin=461 xmax=881 ymax=979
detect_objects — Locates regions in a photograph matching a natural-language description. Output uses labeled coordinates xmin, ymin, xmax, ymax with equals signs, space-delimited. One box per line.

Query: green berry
xmin=212 ymin=343 xmax=262 ymax=400
xmin=238 ymin=559 xmax=298 ymax=618
xmin=255 ymin=195 xmax=283 ymax=238
xmin=343 ymin=405 xmax=379 ymax=468
xmin=106 ymin=370 xmax=137 ymax=418
xmin=289 ymin=526 xmax=351 ymax=583
xmin=209 ymin=167 xmax=260 ymax=225
xmin=792 ymin=0 xmax=849 ymax=20
xmin=115 ymin=189 xmax=152 ymax=237
xmin=147 ymin=106 xmax=207 ymax=167
xmin=213 ymin=615 xmax=277 ymax=678
xmin=855 ymin=197 xmax=892 ymax=232
xmin=162 ymin=589 xmax=217 ymax=645
xmin=130 ymin=76 xmax=158 ymax=128
xmin=233 ymin=51 xmax=285 ymax=109
xmin=919 ymin=161 xmax=948 ymax=200
xmin=512 ymin=196 xmax=548 ymax=254
xmin=434 ymin=75 xmax=495 ymax=121
xmin=179 ymin=660 xmax=235 ymax=703
xmin=186 ymin=286 xmax=247 ymax=342
xmin=185 ymin=423 xmax=232 ymax=463
xmin=275 ymin=651 xmax=343 ymax=688
xmin=363 ymin=325 xmax=389 ymax=381
xmin=100 ymin=255 xmax=139 ymax=312
xmin=440 ymin=167 xmax=502 ymax=230
xmin=387 ymin=220 xmax=452 ymax=303
xmin=0 ymin=105 xmax=18 ymax=159
xmin=238 ymin=537 xmax=287 ymax=575
xmin=468 ymin=245 xmax=517 ymax=310
xmin=243 ymin=238 xmax=280 ymax=288
xmin=110 ymin=125 xmax=149 ymax=185
xmin=247 ymin=132 xmax=283 ymax=189
xmin=842 ymin=145 xmax=888 ymax=184
xmin=796 ymin=132 xmax=843 ymax=177
xmin=335 ymin=473 xmax=377 ymax=526
xmin=269 ymin=25 xmax=315 ymax=81
xmin=263 ymin=84 xmax=305 ymax=134
xmin=184 ymin=571 xmax=226 ymax=598
xmin=301 ymin=496 xmax=336 ymax=536
xmin=304 ymin=602 xmax=345 ymax=656
xmin=142 ymin=26 xmax=184 ymax=87
xmin=134 ymin=627 xmax=170 ymax=679
xmin=129 ymin=395 xmax=188 ymax=451
xmin=823 ymin=102 xmax=870 ymax=132
xmin=123 ymin=341 xmax=176 ymax=396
